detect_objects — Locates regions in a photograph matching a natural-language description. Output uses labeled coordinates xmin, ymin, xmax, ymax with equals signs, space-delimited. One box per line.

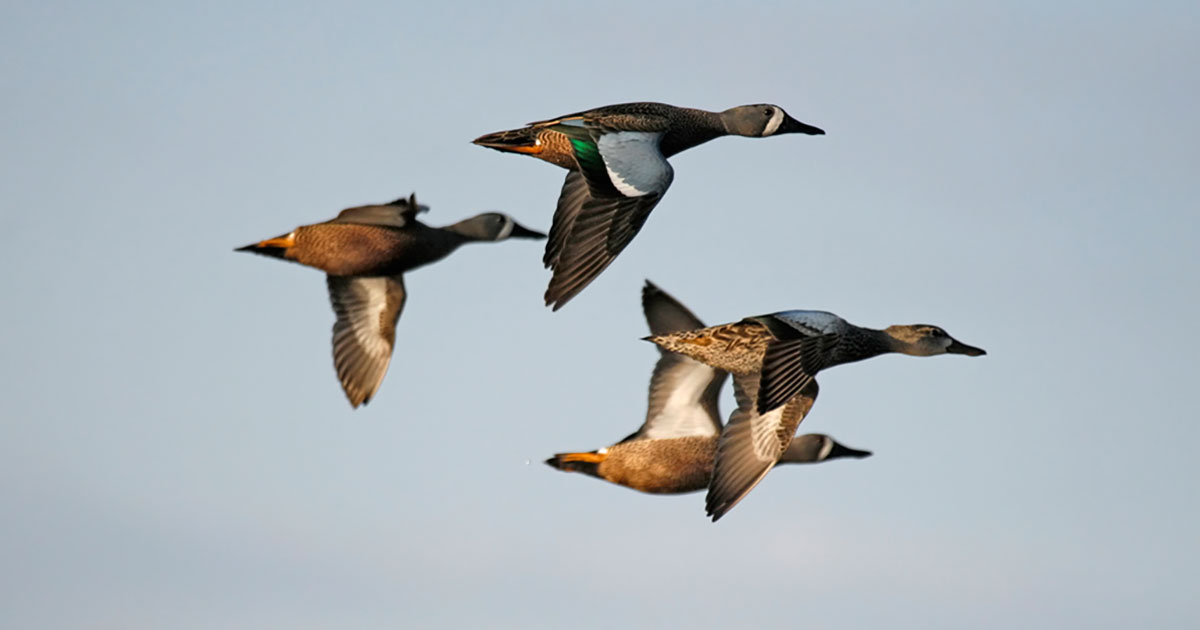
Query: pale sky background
xmin=2 ymin=2 xmax=1197 ymax=628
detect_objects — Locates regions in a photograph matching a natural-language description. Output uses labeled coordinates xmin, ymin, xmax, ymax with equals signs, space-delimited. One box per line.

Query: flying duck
xmin=236 ymin=194 xmax=545 ymax=407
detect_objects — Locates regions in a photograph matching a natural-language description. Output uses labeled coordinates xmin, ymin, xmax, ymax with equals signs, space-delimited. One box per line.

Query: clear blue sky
xmin=2 ymin=2 xmax=1197 ymax=628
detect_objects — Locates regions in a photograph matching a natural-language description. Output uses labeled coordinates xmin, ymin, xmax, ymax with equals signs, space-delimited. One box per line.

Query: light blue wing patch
xmin=596 ymin=131 xmax=674 ymax=197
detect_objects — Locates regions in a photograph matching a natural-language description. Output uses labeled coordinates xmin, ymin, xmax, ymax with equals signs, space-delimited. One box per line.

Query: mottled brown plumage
xmin=647 ymin=308 xmax=984 ymax=520
xmin=648 ymin=310 xmax=986 ymax=415
xmin=550 ymin=436 xmax=719 ymax=494
xmin=274 ymin=222 xmax=468 ymax=276
xmin=546 ymin=282 xmax=870 ymax=498
xmin=644 ymin=319 xmax=774 ymax=375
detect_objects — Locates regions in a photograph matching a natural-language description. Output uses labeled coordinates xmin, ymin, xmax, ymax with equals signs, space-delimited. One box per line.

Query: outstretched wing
xmin=542 ymin=122 xmax=674 ymax=310
xmin=326 ymin=274 xmax=407 ymax=408
xmin=544 ymin=193 xmax=663 ymax=309
xmin=756 ymin=333 xmax=839 ymax=413
xmin=705 ymin=373 xmax=820 ymax=522
xmin=621 ymin=281 xmax=726 ymax=442
xmin=543 ymin=171 xmax=590 ymax=269
xmin=330 ymin=194 xmax=427 ymax=228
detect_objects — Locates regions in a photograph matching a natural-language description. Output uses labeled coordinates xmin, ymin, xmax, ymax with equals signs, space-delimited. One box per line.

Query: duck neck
xmin=778 ymin=436 xmax=826 ymax=464
xmin=842 ymin=327 xmax=900 ymax=363
xmin=661 ymin=108 xmax=727 ymax=157
xmin=875 ymin=327 xmax=924 ymax=357
xmin=442 ymin=220 xmax=492 ymax=244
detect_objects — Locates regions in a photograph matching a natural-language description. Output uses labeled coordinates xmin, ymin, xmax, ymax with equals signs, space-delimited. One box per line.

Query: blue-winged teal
xmin=545 ymin=282 xmax=870 ymax=494
xmin=473 ymin=102 xmax=825 ymax=310
xmin=647 ymin=310 xmax=984 ymax=521
xmin=236 ymin=194 xmax=545 ymax=408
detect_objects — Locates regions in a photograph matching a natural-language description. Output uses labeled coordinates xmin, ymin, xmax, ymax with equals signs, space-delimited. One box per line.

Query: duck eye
xmin=763 ymin=108 xmax=773 ymax=117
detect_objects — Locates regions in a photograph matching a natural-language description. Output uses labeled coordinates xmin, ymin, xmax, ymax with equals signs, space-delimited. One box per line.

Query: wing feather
xmin=705 ymin=373 xmax=820 ymax=521
xmin=326 ymin=275 xmax=407 ymax=407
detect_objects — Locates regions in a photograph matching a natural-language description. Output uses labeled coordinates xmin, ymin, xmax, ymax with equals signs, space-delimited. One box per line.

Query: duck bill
xmin=946 ymin=339 xmax=986 ymax=356
xmin=781 ymin=114 xmax=825 ymax=136
xmin=509 ymin=222 xmax=547 ymax=239
xmin=828 ymin=443 xmax=872 ymax=459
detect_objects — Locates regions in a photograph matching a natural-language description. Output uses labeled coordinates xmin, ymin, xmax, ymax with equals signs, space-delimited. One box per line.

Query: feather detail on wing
xmin=330 ymin=195 xmax=426 ymax=228
xmin=757 ymin=333 xmax=839 ymax=413
xmin=705 ymin=373 xmax=820 ymax=521
xmin=327 ymin=275 xmax=407 ymax=407
xmin=543 ymin=171 xmax=589 ymax=269
xmin=641 ymin=280 xmax=705 ymax=338
xmin=543 ymin=192 xmax=662 ymax=310
xmin=620 ymin=281 xmax=726 ymax=442
xmin=539 ymin=123 xmax=674 ymax=309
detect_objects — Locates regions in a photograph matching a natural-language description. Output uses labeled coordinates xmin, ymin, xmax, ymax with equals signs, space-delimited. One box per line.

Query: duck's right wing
xmin=705 ymin=373 xmax=820 ymax=522
xmin=542 ymin=171 xmax=590 ymax=269
xmin=326 ymin=274 xmax=407 ymax=408
xmin=543 ymin=192 xmax=663 ymax=310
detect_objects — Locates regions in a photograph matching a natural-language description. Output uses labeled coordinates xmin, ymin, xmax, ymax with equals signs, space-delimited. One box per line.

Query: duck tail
xmin=472 ymin=128 xmax=544 ymax=155
xmin=234 ymin=231 xmax=296 ymax=260
xmin=544 ymin=450 xmax=607 ymax=478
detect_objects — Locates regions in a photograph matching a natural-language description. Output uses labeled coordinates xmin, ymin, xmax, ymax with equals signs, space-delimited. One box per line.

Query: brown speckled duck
xmin=647 ymin=309 xmax=985 ymax=521
xmin=545 ymin=282 xmax=870 ymax=494
xmin=473 ymin=102 xmax=825 ymax=310
xmin=236 ymin=194 xmax=545 ymax=408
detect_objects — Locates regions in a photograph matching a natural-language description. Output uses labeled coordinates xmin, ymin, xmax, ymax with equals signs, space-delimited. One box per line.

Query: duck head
xmin=884 ymin=324 xmax=987 ymax=357
xmin=781 ymin=434 xmax=873 ymax=464
xmin=450 ymin=213 xmax=546 ymax=242
xmin=720 ymin=104 xmax=825 ymax=137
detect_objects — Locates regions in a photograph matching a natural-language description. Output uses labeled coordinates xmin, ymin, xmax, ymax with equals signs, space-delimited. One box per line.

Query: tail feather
xmin=235 ymin=231 xmax=296 ymax=260
xmin=473 ymin=128 xmax=543 ymax=154
xmin=544 ymin=451 xmax=607 ymax=478
xmin=235 ymin=243 xmax=289 ymax=260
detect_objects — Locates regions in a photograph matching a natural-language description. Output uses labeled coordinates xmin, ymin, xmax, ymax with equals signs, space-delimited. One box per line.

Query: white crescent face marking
xmin=818 ymin=436 xmax=834 ymax=460
xmin=496 ymin=217 xmax=513 ymax=240
xmin=761 ymin=107 xmax=785 ymax=136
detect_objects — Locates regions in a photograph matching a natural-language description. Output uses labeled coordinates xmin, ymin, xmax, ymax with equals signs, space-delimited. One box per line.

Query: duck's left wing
xmin=543 ymin=192 xmax=664 ymax=310
xmin=326 ymin=274 xmax=407 ymax=408
xmin=622 ymin=281 xmax=726 ymax=442
xmin=330 ymin=194 xmax=428 ymax=228
xmin=624 ymin=352 xmax=725 ymax=442
xmin=756 ymin=332 xmax=839 ymax=414
xmin=541 ymin=122 xmax=674 ymax=310
xmin=705 ymin=373 xmax=820 ymax=522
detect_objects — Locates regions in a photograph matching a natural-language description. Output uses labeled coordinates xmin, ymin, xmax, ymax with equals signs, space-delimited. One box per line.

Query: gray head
xmin=449 ymin=212 xmax=547 ymax=242
xmin=884 ymin=324 xmax=987 ymax=357
xmin=780 ymin=434 xmax=872 ymax=464
xmin=720 ymin=104 xmax=826 ymax=137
